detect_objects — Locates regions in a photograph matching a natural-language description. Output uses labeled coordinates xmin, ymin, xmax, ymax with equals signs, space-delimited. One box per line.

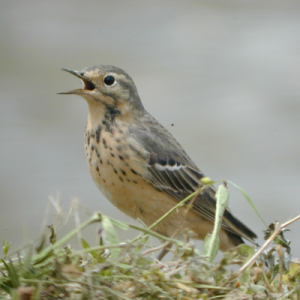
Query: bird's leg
xmin=157 ymin=242 xmax=172 ymax=260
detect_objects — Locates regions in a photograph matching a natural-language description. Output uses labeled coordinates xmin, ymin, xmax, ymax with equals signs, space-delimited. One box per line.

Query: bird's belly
xmin=88 ymin=159 xmax=161 ymax=222
xmin=86 ymin=145 xmax=191 ymax=236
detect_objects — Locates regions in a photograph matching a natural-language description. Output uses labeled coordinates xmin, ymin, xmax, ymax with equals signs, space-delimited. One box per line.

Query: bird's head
xmin=59 ymin=65 xmax=144 ymax=118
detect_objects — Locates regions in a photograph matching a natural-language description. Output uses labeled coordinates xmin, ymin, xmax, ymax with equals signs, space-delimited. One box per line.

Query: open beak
xmin=58 ymin=68 xmax=95 ymax=95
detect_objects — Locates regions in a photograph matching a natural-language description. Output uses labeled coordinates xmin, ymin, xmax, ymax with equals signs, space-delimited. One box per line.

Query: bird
xmin=59 ymin=65 xmax=257 ymax=253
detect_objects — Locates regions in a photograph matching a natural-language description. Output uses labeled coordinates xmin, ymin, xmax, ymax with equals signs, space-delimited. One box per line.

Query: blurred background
xmin=1 ymin=1 xmax=300 ymax=257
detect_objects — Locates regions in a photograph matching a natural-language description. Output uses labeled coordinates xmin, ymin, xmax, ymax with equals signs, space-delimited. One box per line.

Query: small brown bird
xmin=59 ymin=65 xmax=257 ymax=252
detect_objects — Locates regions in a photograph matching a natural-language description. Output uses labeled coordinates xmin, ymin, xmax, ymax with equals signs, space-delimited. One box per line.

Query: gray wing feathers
xmin=129 ymin=114 xmax=257 ymax=242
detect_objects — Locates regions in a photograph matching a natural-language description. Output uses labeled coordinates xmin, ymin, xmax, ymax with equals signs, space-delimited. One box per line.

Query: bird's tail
xmin=223 ymin=209 xmax=258 ymax=243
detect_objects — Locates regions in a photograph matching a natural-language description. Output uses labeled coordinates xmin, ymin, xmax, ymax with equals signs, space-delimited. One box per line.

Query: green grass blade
xmin=227 ymin=180 xmax=267 ymax=227
xmin=203 ymin=183 xmax=229 ymax=262
xmin=102 ymin=215 xmax=121 ymax=258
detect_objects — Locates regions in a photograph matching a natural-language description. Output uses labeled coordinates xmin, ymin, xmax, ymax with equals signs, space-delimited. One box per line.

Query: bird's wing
xmin=129 ymin=115 xmax=257 ymax=241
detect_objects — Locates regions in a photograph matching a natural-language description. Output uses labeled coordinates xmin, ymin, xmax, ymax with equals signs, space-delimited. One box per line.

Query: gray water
xmin=1 ymin=1 xmax=300 ymax=256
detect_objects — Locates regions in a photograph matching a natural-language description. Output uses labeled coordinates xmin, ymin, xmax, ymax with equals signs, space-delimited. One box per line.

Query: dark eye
xmin=104 ymin=75 xmax=116 ymax=86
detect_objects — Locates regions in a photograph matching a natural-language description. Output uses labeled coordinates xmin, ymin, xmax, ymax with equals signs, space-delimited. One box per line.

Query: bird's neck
xmin=86 ymin=104 xmax=117 ymax=131
xmin=86 ymin=99 xmax=144 ymax=132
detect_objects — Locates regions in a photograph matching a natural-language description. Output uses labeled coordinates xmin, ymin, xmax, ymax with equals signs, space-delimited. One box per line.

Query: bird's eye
xmin=104 ymin=75 xmax=116 ymax=86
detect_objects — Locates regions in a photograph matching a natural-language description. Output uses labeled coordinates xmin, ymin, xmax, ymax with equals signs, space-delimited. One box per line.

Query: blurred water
xmin=1 ymin=1 xmax=300 ymax=256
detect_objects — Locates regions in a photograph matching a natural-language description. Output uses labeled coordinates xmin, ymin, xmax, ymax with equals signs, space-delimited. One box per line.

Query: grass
xmin=1 ymin=179 xmax=299 ymax=299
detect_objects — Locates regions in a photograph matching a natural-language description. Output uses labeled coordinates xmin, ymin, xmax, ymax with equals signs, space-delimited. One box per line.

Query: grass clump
xmin=1 ymin=181 xmax=299 ymax=299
